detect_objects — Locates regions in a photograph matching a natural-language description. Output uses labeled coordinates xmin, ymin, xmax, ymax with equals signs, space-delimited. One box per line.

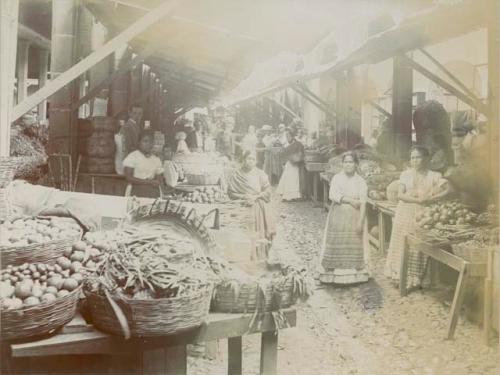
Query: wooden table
xmin=7 ymin=309 xmax=296 ymax=375
xmin=366 ymin=198 xmax=396 ymax=254
xmin=401 ymin=234 xmax=487 ymax=339
xmin=304 ymin=163 xmax=328 ymax=207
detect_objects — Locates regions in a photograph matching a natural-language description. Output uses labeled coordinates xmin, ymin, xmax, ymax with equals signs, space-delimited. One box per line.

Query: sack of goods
xmin=77 ymin=117 xmax=117 ymax=174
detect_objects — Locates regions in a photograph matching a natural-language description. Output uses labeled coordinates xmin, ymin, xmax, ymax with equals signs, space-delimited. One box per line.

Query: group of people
xmin=319 ymin=145 xmax=451 ymax=288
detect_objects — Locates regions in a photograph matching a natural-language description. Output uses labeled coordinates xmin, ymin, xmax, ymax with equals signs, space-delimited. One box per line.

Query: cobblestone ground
xmin=189 ymin=199 xmax=499 ymax=374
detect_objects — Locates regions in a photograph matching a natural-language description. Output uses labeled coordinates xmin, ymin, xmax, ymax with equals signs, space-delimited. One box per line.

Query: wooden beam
xmin=488 ymin=0 xmax=499 ymax=197
xmin=402 ymin=54 xmax=489 ymax=115
xmin=18 ymin=23 xmax=50 ymax=50
xmin=298 ymin=82 xmax=337 ymax=115
xmin=12 ymin=0 xmax=183 ymax=122
xmin=264 ymin=96 xmax=299 ymax=119
xmin=37 ymin=49 xmax=49 ymax=122
xmin=419 ymin=48 xmax=482 ymax=104
xmin=0 ymin=0 xmax=19 ymax=156
xmin=16 ymin=40 xmax=29 ymax=104
xmin=71 ymin=45 xmax=155 ymax=111
xmin=292 ymin=84 xmax=336 ymax=118
xmin=367 ymin=99 xmax=392 ymax=119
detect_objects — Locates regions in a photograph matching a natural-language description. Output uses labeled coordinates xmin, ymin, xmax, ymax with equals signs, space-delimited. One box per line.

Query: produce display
xmin=0 ymin=261 xmax=82 ymax=309
xmin=416 ymin=201 xmax=479 ymax=241
xmin=452 ymin=227 xmax=499 ymax=262
xmin=164 ymin=186 xmax=229 ymax=204
xmin=366 ymin=173 xmax=399 ymax=201
xmin=0 ymin=216 xmax=82 ymax=247
xmin=60 ymin=239 xmax=107 ymax=275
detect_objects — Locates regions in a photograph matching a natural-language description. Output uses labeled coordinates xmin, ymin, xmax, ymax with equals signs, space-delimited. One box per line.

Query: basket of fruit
xmin=174 ymin=186 xmax=228 ymax=204
xmin=304 ymin=150 xmax=324 ymax=163
xmin=0 ymin=261 xmax=82 ymax=340
xmin=83 ymin=238 xmax=213 ymax=338
xmin=0 ymin=216 xmax=83 ymax=266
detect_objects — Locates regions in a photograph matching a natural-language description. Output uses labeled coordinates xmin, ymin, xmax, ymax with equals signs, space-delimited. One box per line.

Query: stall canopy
xmin=83 ymin=0 xmax=350 ymax=109
xmin=220 ymin=0 xmax=489 ymax=107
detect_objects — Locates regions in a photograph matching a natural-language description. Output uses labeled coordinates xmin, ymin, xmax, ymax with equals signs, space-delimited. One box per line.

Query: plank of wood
xmin=11 ymin=0 xmax=183 ymax=122
xmin=165 ymin=345 xmax=187 ymax=375
xmin=447 ymin=263 xmax=469 ymax=339
xmin=227 ymin=336 xmax=242 ymax=375
xmin=11 ymin=310 xmax=297 ymax=358
xmin=259 ymin=331 xmax=278 ymax=375
xmin=61 ymin=313 xmax=94 ymax=334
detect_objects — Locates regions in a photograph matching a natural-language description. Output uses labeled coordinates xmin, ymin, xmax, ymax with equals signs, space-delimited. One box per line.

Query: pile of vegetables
xmin=59 ymin=239 xmax=107 ymax=275
xmin=366 ymin=173 xmax=399 ymax=201
xmin=84 ymin=236 xmax=210 ymax=300
xmin=0 ymin=261 xmax=82 ymax=309
xmin=165 ymin=186 xmax=228 ymax=204
xmin=416 ymin=201 xmax=477 ymax=228
xmin=0 ymin=216 xmax=82 ymax=247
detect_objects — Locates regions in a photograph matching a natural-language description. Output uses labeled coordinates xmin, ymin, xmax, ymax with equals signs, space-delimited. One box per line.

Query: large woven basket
xmin=0 ymin=157 xmax=18 ymax=188
xmin=304 ymin=151 xmax=324 ymax=163
xmin=127 ymin=199 xmax=220 ymax=254
xmin=211 ymin=277 xmax=296 ymax=313
xmin=1 ymin=286 xmax=81 ymax=341
xmin=0 ymin=230 xmax=83 ymax=267
xmin=85 ymin=284 xmax=213 ymax=337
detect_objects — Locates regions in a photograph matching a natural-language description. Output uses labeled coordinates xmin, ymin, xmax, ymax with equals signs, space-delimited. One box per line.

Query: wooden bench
xmin=6 ymin=309 xmax=296 ymax=375
xmin=401 ymin=234 xmax=487 ymax=340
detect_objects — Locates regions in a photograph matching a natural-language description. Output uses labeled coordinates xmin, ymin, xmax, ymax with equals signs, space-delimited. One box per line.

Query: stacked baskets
xmin=78 ymin=117 xmax=117 ymax=174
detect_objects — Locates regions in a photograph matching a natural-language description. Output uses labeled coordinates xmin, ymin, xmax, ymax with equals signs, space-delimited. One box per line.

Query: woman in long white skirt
xmin=276 ymin=128 xmax=305 ymax=201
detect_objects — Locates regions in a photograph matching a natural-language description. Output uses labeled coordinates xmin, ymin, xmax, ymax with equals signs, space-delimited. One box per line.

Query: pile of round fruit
xmin=178 ymin=186 xmax=228 ymax=204
xmin=0 ymin=261 xmax=82 ymax=309
xmin=416 ymin=201 xmax=478 ymax=229
xmin=60 ymin=239 xmax=106 ymax=274
xmin=0 ymin=216 xmax=82 ymax=247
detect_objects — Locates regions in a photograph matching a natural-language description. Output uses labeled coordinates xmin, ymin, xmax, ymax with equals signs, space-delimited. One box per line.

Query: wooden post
xmin=88 ymin=19 xmax=111 ymax=116
xmin=392 ymin=55 xmax=413 ymax=162
xmin=260 ymin=332 xmax=278 ymax=375
xmin=16 ymin=40 xmax=29 ymax=105
xmin=37 ymin=49 xmax=49 ymax=122
xmin=0 ymin=0 xmax=19 ymax=156
xmin=488 ymin=0 xmax=499 ymax=199
xmin=109 ymin=46 xmax=131 ymax=118
xmin=228 ymin=337 xmax=242 ymax=375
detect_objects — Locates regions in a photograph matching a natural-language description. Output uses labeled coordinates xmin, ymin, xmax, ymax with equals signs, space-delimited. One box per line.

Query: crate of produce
xmin=0 ymin=216 xmax=83 ymax=266
xmin=0 ymin=262 xmax=82 ymax=340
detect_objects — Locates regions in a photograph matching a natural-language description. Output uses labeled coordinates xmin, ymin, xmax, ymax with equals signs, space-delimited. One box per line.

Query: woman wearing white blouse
xmin=319 ymin=151 xmax=370 ymax=284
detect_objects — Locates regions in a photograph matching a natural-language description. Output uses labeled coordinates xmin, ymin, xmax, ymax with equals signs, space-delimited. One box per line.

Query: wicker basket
xmin=1 ymin=286 xmax=81 ymax=341
xmin=0 ymin=157 xmax=18 ymax=188
xmin=127 ymin=199 xmax=219 ymax=254
xmin=211 ymin=277 xmax=296 ymax=313
xmin=0 ymin=188 xmax=12 ymax=220
xmin=0 ymin=230 xmax=83 ymax=267
xmin=85 ymin=284 xmax=213 ymax=337
xmin=185 ymin=173 xmax=220 ymax=186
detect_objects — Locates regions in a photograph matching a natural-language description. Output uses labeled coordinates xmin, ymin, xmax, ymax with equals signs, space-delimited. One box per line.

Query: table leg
xmin=447 ymin=263 xmax=469 ymax=340
xmin=165 ymin=345 xmax=187 ymax=375
xmin=228 ymin=336 xmax=242 ymax=375
xmin=483 ymin=249 xmax=493 ymax=345
xmin=259 ymin=331 xmax=278 ymax=375
xmin=312 ymin=173 xmax=319 ymax=207
xmin=399 ymin=236 xmax=409 ymax=297
xmin=378 ymin=211 xmax=386 ymax=254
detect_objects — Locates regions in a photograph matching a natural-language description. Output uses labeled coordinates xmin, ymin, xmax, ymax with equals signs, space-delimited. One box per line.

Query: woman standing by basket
xmin=227 ymin=151 xmax=276 ymax=260
xmin=276 ymin=128 xmax=306 ymax=202
xmin=384 ymin=146 xmax=451 ymax=290
xmin=319 ymin=151 xmax=370 ymax=284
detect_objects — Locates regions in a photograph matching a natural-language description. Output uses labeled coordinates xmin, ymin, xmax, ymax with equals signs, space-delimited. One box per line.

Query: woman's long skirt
xmin=276 ymin=161 xmax=301 ymax=200
xmin=319 ymin=203 xmax=369 ymax=284
xmin=384 ymin=202 xmax=428 ymax=290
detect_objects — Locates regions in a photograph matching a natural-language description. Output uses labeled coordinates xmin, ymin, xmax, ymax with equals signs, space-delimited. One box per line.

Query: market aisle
xmin=189 ymin=199 xmax=499 ymax=375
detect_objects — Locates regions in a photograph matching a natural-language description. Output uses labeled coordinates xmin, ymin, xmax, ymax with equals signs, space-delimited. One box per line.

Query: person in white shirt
xmin=162 ymin=147 xmax=185 ymax=189
xmin=277 ymin=123 xmax=289 ymax=147
xmin=123 ymin=130 xmax=164 ymax=198
xmin=261 ymin=125 xmax=275 ymax=148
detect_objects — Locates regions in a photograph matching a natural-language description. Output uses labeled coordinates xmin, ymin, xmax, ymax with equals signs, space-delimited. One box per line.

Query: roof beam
xmin=401 ymin=54 xmax=489 ymax=116
xmin=18 ymin=23 xmax=50 ymax=50
xmin=12 ymin=0 xmax=183 ymax=122
xmin=292 ymin=84 xmax=336 ymax=118
xmin=366 ymin=99 xmax=392 ymax=119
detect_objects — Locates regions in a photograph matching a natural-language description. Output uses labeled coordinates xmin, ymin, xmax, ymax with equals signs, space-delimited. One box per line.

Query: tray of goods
xmin=415 ymin=201 xmax=478 ymax=242
xmin=167 ymin=185 xmax=229 ymax=204
xmin=211 ymin=263 xmax=313 ymax=315
xmin=83 ymin=237 xmax=213 ymax=338
xmin=0 ymin=216 xmax=83 ymax=266
xmin=452 ymin=227 xmax=499 ymax=262
xmin=0 ymin=261 xmax=82 ymax=340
